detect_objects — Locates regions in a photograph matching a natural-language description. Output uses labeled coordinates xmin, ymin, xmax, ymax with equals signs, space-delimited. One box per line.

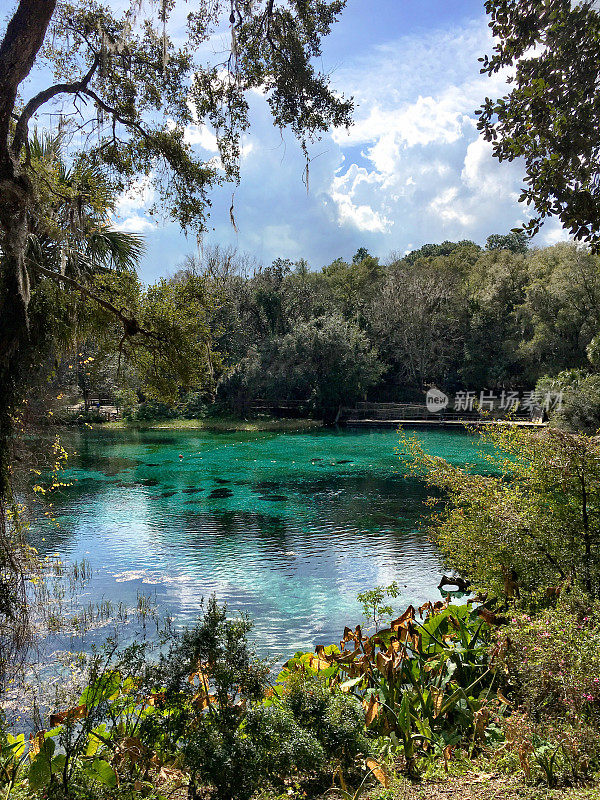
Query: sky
xmin=3 ymin=0 xmax=571 ymax=281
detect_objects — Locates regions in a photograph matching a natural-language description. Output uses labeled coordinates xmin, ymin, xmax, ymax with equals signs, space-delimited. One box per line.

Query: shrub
xmin=402 ymin=426 xmax=600 ymax=600
xmin=499 ymin=593 xmax=600 ymax=783
xmin=133 ymin=400 xmax=178 ymax=421
xmin=504 ymin=594 xmax=600 ymax=723
xmin=114 ymin=388 xmax=138 ymax=419
xmin=179 ymin=391 xmax=208 ymax=419
xmin=280 ymin=673 xmax=370 ymax=773
xmin=278 ymin=601 xmax=496 ymax=777
xmin=21 ymin=597 xmax=366 ymax=800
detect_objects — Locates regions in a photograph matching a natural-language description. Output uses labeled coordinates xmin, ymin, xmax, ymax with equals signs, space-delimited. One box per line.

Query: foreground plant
xmin=278 ymin=600 xmax=498 ymax=777
xmin=6 ymin=595 xmax=370 ymax=800
xmin=498 ymin=592 xmax=600 ymax=784
xmin=402 ymin=426 xmax=600 ymax=602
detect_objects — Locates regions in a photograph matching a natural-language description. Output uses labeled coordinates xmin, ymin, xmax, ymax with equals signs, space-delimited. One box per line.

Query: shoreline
xmin=101 ymin=417 xmax=324 ymax=433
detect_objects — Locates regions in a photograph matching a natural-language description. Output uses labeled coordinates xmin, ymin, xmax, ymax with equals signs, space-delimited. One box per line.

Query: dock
xmin=341 ymin=402 xmax=546 ymax=429
xmin=344 ymin=418 xmax=546 ymax=429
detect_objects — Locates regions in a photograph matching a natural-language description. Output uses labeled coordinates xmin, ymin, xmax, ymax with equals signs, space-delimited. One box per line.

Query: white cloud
xmin=116 ymin=175 xmax=155 ymax=217
xmin=133 ymin=13 xmax=552 ymax=279
xmin=324 ymin=19 xmax=530 ymax=245
xmin=429 ymin=187 xmax=474 ymax=227
xmin=184 ymin=123 xmax=219 ymax=151
xmin=541 ymin=221 xmax=572 ymax=246
xmin=330 ymin=164 xmax=391 ymax=233
xmin=118 ymin=215 xmax=156 ymax=234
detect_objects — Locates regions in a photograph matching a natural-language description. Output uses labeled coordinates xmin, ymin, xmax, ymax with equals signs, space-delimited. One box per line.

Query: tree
xmin=367 ymin=254 xmax=468 ymax=391
xmin=219 ymin=316 xmax=383 ymax=423
xmin=403 ymin=425 xmax=600 ymax=600
xmin=0 ymin=0 xmax=353 ymax=490
xmin=477 ymin=0 xmax=600 ymax=246
xmin=486 ymin=231 xmax=529 ymax=254
xmin=402 ymin=240 xmax=480 ymax=266
xmin=516 ymin=243 xmax=600 ymax=378
xmin=352 ymin=247 xmax=370 ymax=264
xmin=461 ymin=248 xmax=529 ymax=388
xmin=537 ymin=369 xmax=600 ymax=434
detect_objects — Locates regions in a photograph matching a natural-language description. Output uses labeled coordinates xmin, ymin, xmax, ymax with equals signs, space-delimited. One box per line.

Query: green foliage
xmin=43 ymin=239 xmax=600 ymax=422
xmin=0 ymin=720 xmax=28 ymax=797
xmin=504 ymin=593 xmax=600 ymax=725
xmin=537 ymin=370 xmax=600 ymax=433
xmin=279 ymin=601 xmax=496 ymax=778
xmin=478 ymin=0 xmax=600 ymax=247
xmin=132 ymin=401 xmax=178 ymax=422
xmin=114 ymin=388 xmax=138 ymax=419
xmin=19 ymin=2 xmax=354 ymax=237
xmin=486 ymin=232 xmax=529 ymax=255
xmin=11 ymin=595 xmax=374 ymax=800
xmin=218 ymin=315 xmax=383 ymax=424
xmin=357 ymin=583 xmax=400 ymax=632
xmin=279 ymin=673 xmax=370 ymax=771
xmin=402 ymin=426 xmax=600 ymax=600
xmin=179 ymin=392 xmax=209 ymax=420
xmin=499 ymin=594 xmax=600 ymax=784
xmin=517 ymin=244 xmax=600 ymax=378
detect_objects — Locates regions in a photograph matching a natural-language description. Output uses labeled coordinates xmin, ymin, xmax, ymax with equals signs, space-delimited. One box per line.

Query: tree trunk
xmin=0 ymin=205 xmax=31 ymax=494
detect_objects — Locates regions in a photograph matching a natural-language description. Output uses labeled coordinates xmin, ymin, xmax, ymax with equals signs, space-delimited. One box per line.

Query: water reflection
xmin=31 ymin=427 xmax=482 ymax=657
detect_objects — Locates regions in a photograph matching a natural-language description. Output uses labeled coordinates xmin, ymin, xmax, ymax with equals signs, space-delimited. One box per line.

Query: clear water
xmin=30 ymin=427 xmax=486 ymax=661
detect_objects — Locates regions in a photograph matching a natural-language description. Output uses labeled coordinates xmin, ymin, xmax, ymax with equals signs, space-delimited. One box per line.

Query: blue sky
xmin=4 ymin=0 xmax=570 ymax=281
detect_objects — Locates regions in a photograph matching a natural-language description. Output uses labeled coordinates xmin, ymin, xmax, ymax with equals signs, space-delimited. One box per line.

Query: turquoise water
xmin=31 ymin=427 xmax=485 ymax=660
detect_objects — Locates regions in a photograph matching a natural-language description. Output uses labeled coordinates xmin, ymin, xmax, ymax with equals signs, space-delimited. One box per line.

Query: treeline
xmin=47 ymin=233 xmax=600 ymax=427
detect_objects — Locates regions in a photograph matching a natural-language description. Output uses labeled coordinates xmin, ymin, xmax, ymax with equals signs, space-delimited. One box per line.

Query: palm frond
xmin=29 ymin=129 xmax=62 ymax=163
xmin=84 ymin=228 xmax=145 ymax=273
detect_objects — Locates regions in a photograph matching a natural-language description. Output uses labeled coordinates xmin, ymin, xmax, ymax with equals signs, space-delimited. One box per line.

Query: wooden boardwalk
xmin=342 ymin=402 xmax=546 ymax=429
xmin=344 ymin=417 xmax=546 ymax=429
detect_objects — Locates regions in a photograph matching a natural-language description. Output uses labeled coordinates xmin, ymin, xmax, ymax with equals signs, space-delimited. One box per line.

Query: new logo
xmin=426 ymin=387 xmax=449 ymax=414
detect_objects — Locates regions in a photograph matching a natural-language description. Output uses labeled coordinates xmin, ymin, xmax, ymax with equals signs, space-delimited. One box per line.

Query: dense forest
xmin=42 ymin=233 xmax=600 ymax=429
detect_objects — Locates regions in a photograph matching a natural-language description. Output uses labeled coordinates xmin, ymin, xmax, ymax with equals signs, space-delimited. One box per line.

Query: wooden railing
xmin=342 ymin=401 xmax=532 ymax=423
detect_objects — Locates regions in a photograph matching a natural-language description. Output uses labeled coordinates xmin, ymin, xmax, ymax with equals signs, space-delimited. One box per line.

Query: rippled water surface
xmin=31 ymin=427 xmax=486 ymax=659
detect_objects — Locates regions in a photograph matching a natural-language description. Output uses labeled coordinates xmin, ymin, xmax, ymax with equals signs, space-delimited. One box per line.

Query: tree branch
xmin=80 ymin=89 xmax=151 ymax=141
xmin=11 ymin=54 xmax=100 ymax=156
xmin=32 ymin=263 xmax=161 ymax=343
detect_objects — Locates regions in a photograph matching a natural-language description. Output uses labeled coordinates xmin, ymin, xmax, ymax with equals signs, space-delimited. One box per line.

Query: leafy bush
xmin=504 ymin=594 xmax=600 ymax=721
xmin=114 ymin=388 xmax=138 ymax=420
xmin=179 ymin=391 xmax=208 ymax=419
xmin=278 ymin=601 xmax=496 ymax=776
xmin=402 ymin=426 xmax=600 ymax=601
xmin=486 ymin=592 xmax=600 ymax=785
xmin=16 ymin=596 xmax=371 ymax=800
xmin=279 ymin=673 xmax=370 ymax=774
xmin=132 ymin=400 xmax=178 ymax=421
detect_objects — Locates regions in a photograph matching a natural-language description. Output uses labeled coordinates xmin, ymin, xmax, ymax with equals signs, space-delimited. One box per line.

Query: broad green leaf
xmin=28 ymin=754 xmax=51 ymax=791
xmin=6 ymin=733 xmax=25 ymax=758
xmin=397 ymin=692 xmax=411 ymax=734
xmin=88 ymin=758 xmax=118 ymax=787
xmin=51 ymin=754 xmax=66 ymax=774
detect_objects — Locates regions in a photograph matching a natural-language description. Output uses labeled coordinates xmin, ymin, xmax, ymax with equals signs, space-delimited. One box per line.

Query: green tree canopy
xmin=478 ymin=0 xmax=600 ymax=246
xmin=219 ymin=315 xmax=383 ymax=423
xmin=485 ymin=231 xmax=529 ymax=254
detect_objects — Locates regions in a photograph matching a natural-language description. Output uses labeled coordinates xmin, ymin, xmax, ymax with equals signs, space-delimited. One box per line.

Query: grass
xmin=359 ymin=773 xmax=600 ymax=800
xmin=104 ymin=415 xmax=323 ymax=432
